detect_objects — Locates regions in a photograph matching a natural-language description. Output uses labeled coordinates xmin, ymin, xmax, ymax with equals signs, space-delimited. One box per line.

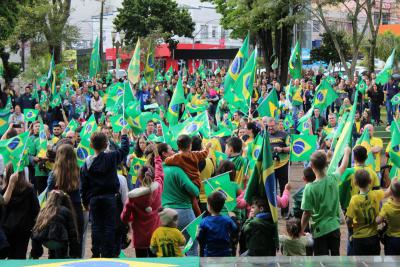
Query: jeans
xmin=175 ymin=208 xmax=198 ymax=256
xmin=314 ymin=228 xmax=340 ymax=256
xmin=90 ymin=194 xmax=117 ymax=258
xmin=386 ymin=100 xmax=396 ymax=125
xmin=384 ymin=235 xmax=400 ymax=255
xmin=353 ymin=235 xmax=380 ymax=256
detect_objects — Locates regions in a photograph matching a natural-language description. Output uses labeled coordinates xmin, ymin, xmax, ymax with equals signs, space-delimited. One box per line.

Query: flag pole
xmin=201 ymin=171 xmax=232 ymax=183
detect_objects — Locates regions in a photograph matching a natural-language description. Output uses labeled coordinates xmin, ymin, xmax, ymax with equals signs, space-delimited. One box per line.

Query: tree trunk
xmin=49 ymin=41 xmax=63 ymax=65
xmin=279 ymin=25 xmax=292 ymax=86
xmin=258 ymin=29 xmax=273 ymax=72
xmin=368 ymin=37 xmax=376 ymax=73
xmin=0 ymin=49 xmax=12 ymax=86
xmin=274 ymin=26 xmax=281 ymax=71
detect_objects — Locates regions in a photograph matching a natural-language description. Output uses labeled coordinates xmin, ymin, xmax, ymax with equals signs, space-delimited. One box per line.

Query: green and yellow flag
xmin=224 ymin=33 xmax=249 ymax=92
xmin=37 ymin=118 xmax=48 ymax=158
xmin=110 ymin=114 xmax=129 ymax=132
xmin=166 ymin=76 xmax=185 ymax=126
xmin=288 ymin=41 xmax=302 ymax=80
xmin=129 ymin=157 xmax=147 ymax=185
xmin=165 ymin=66 xmax=173 ymax=82
xmin=204 ymin=172 xmax=237 ymax=211
xmin=313 ymin=79 xmax=338 ymax=110
xmin=355 ymin=129 xmax=375 ymax=169
xmin=0 ymin=97 xmax=12 ymax=135
xmin=144 ymin=44 xmax=155 ymax=84
xmin=127 ymin=39 xmax=141 ymax=84
xmin=76 ymin=115 xmax=98 ymax=167
xmin=257 ymin=88 xmax=278 ymax=117
xmin=182 ymin=212 xmax=204 ymax=254
xmin=0 ymin=132 xmax=30 ymax=172
xmin=23 ymin=109 xmax=39 ymax=122
xmin=89 ymin=36 xmax=101 ymax=79
xmin=64 ymin=119 xmax=79 ymax=136
xmin=376 ymin=49 xmax=395 ymax=85
xmin=290 ymin=134 xmax=317 ymax=162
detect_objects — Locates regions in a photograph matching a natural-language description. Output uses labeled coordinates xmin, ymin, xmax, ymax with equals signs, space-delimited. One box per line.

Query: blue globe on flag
xmin=317 ymin=91 xmax=324 ymax=102
xmin=85 ymin=124 xmax=92 ymax=133
xmin=293 ymin=140 xmax=306 ymax=155
xmin=185 ymin=123 xmax=198 ymax=134
xmin=230 ymin=57 xmax=244 ymax=75
xmin=8 ymin=138 xmax=20 ymax=150
xmin=77 ymin=147 xmax=89 ymax=160
xmin=171 ymin=104 xmax=179 ymax=112
xmin=119 ymin=117 xmax=127 ymax=126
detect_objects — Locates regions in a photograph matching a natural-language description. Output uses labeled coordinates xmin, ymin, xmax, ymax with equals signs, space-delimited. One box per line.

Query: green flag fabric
xmin=376 ymin=49 xmax=395 ymax=85
xmin=165 ymin=66 xmax=173 ymax=82
xmin=127 ymin=39 xmax=141 ymax=85
xmin=110 ymin=114 xmax=129 ymax=132
xmin=355 ymin=129 xmax=376 ymax=169
xmin=0 ymin=132 xmax=30 ymax=172
xmin=257 ymin=89 xmax=278 ymax=117
xmin=89 ymin=36 xmax=101 ymax=79
xmin=145 ymin=45 xmax=155 ymax=84
xmin=129 ymin=157 xmax=147 ymax=185
xmin=76 ymin=115 xmax=98 ymax=167
xmin=0 ymin=97 xmax=11 ymax=135
xmin=37 ymin=119 xmax=48 ymax=158
xmin=224 ymin=33 xmax=249 ymax=92
xmin=313 ymin=79 xmax=338 ymax=110
xmin=182 ymin=212 xmax=204 ymax=254
xmin=64 ymin=120 xmax=79 ymax=136
xmin=23 ymin=109 xmax=39 ymax=122
xmin=389 ymin=121 xmax=400 ymax=168
xmin=296 ymin=107 xmax=314 ymax=134
xmin=391 ymin=93 xmax=400 ymax=105
xmin=290 ymin=134 xmax=317 ymax=162
xmin=356 ymin=79 xmax=367 ymax=94
xmin=204 ymin=172 xmax=237 ymax=212
xmin=288 ymin=41 xmax=302 ymax=79
xmin=166 ymin=77 xmax=185 ymax=126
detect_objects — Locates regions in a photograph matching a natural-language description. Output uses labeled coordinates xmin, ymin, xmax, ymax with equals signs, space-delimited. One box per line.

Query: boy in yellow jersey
xmin=376 ymin=180 xmax=400 ymax=255
xmin=349 ymin=146 xmax=380 ymax=197
xmin=150 ymin=208 xmax=186 ymax=257
xmin=346 ymin=170 xmax=390 ymax=255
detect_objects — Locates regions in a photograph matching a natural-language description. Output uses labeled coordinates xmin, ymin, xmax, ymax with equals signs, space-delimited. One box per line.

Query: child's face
xmin=251 ymin=204 xmax=262 ymax=216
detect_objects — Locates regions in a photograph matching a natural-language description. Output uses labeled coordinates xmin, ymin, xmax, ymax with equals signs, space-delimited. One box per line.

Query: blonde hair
xmin=53 ymin=144 xmax=80 ymax=192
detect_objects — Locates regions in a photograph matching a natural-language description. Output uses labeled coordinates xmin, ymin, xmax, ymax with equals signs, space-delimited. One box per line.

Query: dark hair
xmin=286 ymin=218 xmax=301 ymax=238
xmin=5 ymin=128 xmax=17 ymax=139
xmin=191 ymin=135 xmax=203 ymax=151
xmin=353 ymin=145 xmax=367 ymax=163
xmin=158 ymin=143 xmax=170 ymax=158
xmin=303 ymin=167 xmax=316 ymax=183
xmin=252 ymin=197 xmax=269 ymax=212
xmin=246 ymin=122 xmax=260 ymax=137
xmin=138 ymin=165 xmax=155 ymax=187
xmin=177 ymin=135 xmax=192 ymax=151
xmin=355 ymin=169 xmax=370 ymax=188
xmin=216 ymin=160 xmax=236 ymax=182
xmin=75 ymin=126 xmax=83 ymax=134
xmin=134 ymin=134 xmax=147 ymax=158
xmin=310 ymin=150 xmax=327 ymax=172
xmin=90 ymin=132 xmax=108 ymax=151
xmin=207 ymin=191 xmax=225 ymax=213
xmin=226 ymin=137 xmax=243 ymax=153
xmin=391 ymin=181 xmax=400 ymax=198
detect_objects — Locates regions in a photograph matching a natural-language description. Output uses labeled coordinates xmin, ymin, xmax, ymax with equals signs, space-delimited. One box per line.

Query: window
xmin=374 ymin=12 xmax=390 ymax=25
xmin=200 ymin=25 xmax=208 ymax=39
xmin=312 ymin=20 xmax=320 ymax=33
xmin=212 ymin=26 xmax=217 ymax=38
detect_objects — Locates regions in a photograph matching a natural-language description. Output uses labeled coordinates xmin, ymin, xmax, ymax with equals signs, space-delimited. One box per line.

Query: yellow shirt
xmin=150 ymin=226 xmax=186 ymax=257
xmin=370 ymin=137 xmax=383 ymax=172
xmin=355 ymin=121 xmax=361 ymax=134
xmin=346 ymin=189 xmax=385 ymax=238
xmin=379 ymin=198 xmax=400 ymax=237
xmin=350 ymin=165 xmax=380 ymax=197
xmin=199 ymin=158 xmax=216 ymax=203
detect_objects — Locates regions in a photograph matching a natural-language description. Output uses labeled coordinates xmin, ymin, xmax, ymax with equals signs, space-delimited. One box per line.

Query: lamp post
xmin=111 ymin=31 xmax=125 ymax=69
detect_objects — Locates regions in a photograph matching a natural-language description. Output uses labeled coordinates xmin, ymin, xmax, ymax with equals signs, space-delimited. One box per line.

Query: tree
xmin=0 ymin=0 xmax=23 ymax=85
xmin=15 ymin=0 xmax=78 ymax=64
xmin=309 ymin=0 xmax=369 ymax=79
xmin=365 ymin=0 xmax=383 ymax=72
xmin=114 ymin=0 xmax=194 ymax=53
xmin=375 ymin=31 xmax=400 ymax=68
xmin=206 ymin=0 xmax=306 ymax=85
xmin=310 ymin=32 xmax=351 ymax=64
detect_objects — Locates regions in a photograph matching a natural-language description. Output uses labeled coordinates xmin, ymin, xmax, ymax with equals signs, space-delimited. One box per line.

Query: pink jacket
xmin=120 ymin=156 xmax=164 ymax=248
xmin=237 ymin=188 xmax=291 ymax=215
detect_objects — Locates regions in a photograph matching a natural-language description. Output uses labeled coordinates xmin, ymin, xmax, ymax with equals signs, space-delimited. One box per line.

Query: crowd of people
xmin=0 ymin=64 xmax=399 ymax=260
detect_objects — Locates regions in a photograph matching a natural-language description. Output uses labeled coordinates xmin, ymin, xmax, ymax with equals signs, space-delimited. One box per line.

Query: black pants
xmin=90 ymin=194 xmax=117 ymax=258
xmin=135 ymin=248 xmax=155 ymax=258
xmin=384 ymin=236 xmax=400 ymax=255
xmin=73 ymin=202 xmax=84 ymax=257
xmin=6 ymin=230 xmax=31 ymax=259
xmin=35 ymin=175 xmax=48 ymax=195
xmin=353 ymin=235 xmax=380 ymax=256
xmin=314 ymin=229 xmax=340 ymax=256
xmin=371 ymin=103 xmax=380 ymax=125
xmin=275 ymin=162 xmax=289 ymax=215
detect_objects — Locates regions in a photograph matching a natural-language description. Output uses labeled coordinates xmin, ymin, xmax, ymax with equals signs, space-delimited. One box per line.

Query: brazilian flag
xmin=110 ymin=114 xmax=129 ymax=132
xmin=283 ymin=114 xmax=294 ymax=130
xmin=169 ymin=112 xmax=209 ymax=140
xmin=244 ymin=131 xmax=278 ymax=223
xmin=63 ymin=119 xmax=79 ymax=137
xmin=288 ymin=41 xmax=302 ymax=80
xmin=37 ymin=118 xmax=48 ymax=158
xmin=391 ymin=93 xmax=400 ymax=105
xmin=313 ymin=79 xmax=338 ymax=110
xmin=389 ymin=121 xmax=400 ymax=168
xmin=129 ymin=157 xmax=146 ymax=186
xmin=224 ymin=33 xmax=249 ymax=92
xmin=204 ymin=172 xmax=237 ymax=211
xmin=247 ymin=134 xmax=263 ymax=171
xmin=257 ymin=88 xmax=278 ymax=117
xmin=185 ymin=101 xmax=208 ymax=114
xmin=213 ymin=126 xmax=232 ymax=138
xmin=164 ymin=66 xmax=173 ymax=82
xmin=214 ymin=151 xmax=227 ymax=166
xmin=356 ymin=79 xmax=367 ymax=94
xmin=290 ymin=134 xmax=317 ymax=162
xmin=50 ymin=93 xmax=62 ymax=108
xmin=0 ymin=132 xmax=30 ymax=172
xmin=0 ymin=97 xmax=12 ymax=135
xmin=76 ymin=115 xmax=98 ymax=167
xmin=24 ymin=109 xmax=39 ymax=122
xmin=182 ymin=212 xmax=204 ymax=254
xmin=296 ymin=107 xmax=314 ymax=134
xmin=166 ymin=77 xmax=185 ymax=126
xmin=355 ymin=129 xmax=375 ymax=169
xmin=125 ymin=99 xmax=141 ymax=119
xmin=376 ymin=49 xmax=395 ymax=85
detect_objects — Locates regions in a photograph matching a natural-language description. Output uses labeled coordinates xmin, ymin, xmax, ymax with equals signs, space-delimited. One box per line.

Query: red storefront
xmin=105 ymin=42 xmax=226 ymax=74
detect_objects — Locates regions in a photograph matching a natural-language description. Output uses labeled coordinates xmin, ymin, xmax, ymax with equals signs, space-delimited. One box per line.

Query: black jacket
xmin=17 ymin=93 xmax=37 ymax=111
xmin=31 ymin=206 xmax=80 ymax=258
xmin=80 ymin=134 xmax=129 ymax=207
xmin=1 ymin=186 xmax=39 ymax=235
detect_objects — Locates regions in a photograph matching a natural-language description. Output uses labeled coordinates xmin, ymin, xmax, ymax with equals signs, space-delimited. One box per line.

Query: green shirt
xmin=161 ymin=165 xmax=199 ymax=209
xmin=28 ymin=135 xmax=47 ymax=177
xmin=292 ymin=186 xmax=305 ymax=219
xmin=301 ymin=172 xmax=341 ymax=238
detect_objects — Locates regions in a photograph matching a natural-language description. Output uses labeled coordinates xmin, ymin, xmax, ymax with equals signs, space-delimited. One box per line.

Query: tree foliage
xmin=310 ymin=32 xmax=351 ymax=64
xmin=375 ymin=31 xmax=400 ymax=67
xmin=206 ymin=0 xmax=306 ymax=85
xmin=114 ymin=0 xmax=195 ymax=51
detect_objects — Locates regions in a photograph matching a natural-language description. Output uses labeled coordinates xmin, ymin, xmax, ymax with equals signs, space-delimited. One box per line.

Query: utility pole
xmin=99 ymin=0 xmax=105 ymax=69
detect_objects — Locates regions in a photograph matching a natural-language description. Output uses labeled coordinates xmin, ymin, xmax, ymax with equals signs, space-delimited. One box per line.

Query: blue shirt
xmin=384 ymin=82 xmax=399 ymax=100
xmin=198 ymin=215 xmax=237 ymax=257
